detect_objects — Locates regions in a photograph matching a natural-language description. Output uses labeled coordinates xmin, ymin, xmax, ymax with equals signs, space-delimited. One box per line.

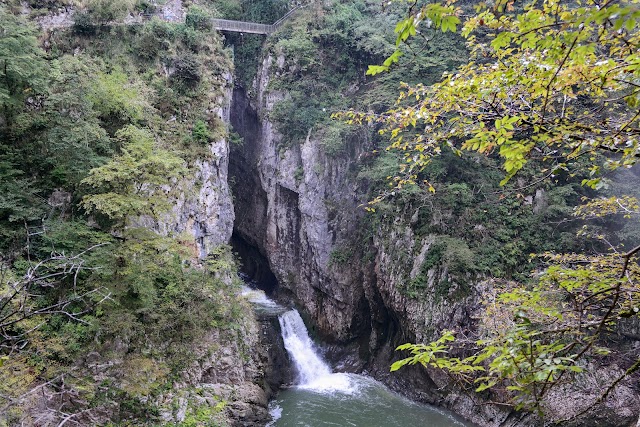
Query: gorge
xmin=1 ymin=0 xmax=639 ymax=426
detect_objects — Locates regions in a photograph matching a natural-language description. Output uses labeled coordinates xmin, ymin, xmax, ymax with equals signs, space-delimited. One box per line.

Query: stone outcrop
xmin=230 ymin=57 xmax=370 ymax=344
xmin=159 ymin=308 xmax=285 ymax=427
xmin=135 ymin=74 xmax=235 ymax=259
xmin=229 ymin=53 xmax=489 ymax=423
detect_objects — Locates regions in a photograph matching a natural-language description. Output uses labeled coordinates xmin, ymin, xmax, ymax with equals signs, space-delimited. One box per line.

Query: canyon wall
xmin=228 ymin=53 xmax=640 ymax=427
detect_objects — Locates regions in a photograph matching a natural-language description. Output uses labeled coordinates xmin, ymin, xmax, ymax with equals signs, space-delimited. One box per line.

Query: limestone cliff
xmin=138 ymin=76 xmax=235 ymax=259
xmin=229 ymin=53 xmax=496 ymax=424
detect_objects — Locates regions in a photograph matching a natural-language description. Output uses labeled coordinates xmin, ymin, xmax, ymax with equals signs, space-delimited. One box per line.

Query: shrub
xmin=135 ymin=18 xmax=174 ymax=59
xmin=185 ymin=5 xmax=211 ymax=31
xmin=86 ymin=0 xmax=136 ymax=24
xmin=329 ymin=247 xmax=353 ymax=265
xmin=192 ymin=120 xmax=212 ymax=144
xmin=171 ymin=54 xmax=201 ymax=89
xmin=72 ymin=12 xmax=96 ymax=35
xmin=135 ymin=0 xmax=156 ymax=14
xmin=319 ymin=122 xmax=348 ymax=156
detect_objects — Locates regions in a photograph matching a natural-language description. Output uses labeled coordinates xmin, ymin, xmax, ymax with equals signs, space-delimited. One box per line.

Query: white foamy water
xmin=241 ymin=285 xmax=277 ymax=306
xmin=278 ymin=310 xmax=357 ymax=395
xmin=266 ymin=403 xmax=283 ymax=427
xmin=241 ymin=285 xmax=286 ymax=316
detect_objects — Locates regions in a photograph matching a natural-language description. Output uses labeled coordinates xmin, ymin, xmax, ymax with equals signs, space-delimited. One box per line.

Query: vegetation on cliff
xmin=344 ymin=0 xmax=640 ymax=420
xmin=0 ymin=2 xmax=250 ymax=425
xmin=238 ymin=0 xmax=639 ymax=421
xmin=3 ymin=0 xmax=639 ymax=424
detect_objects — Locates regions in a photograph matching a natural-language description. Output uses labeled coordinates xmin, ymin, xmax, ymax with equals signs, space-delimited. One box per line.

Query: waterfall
xmin=279 ymin=310 xmax=332 ymax=383
xmin=268 ymin=307 xmax=469 ymax=426
xmin=278 ymin=310 xmax=354 ymax=394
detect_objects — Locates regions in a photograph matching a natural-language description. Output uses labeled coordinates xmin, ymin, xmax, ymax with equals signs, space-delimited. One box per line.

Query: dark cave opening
xmin=231 ymin=231 xmax=278 ymax=295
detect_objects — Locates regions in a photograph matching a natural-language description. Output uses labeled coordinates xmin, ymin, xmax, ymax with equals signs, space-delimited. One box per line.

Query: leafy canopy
xmin=0 ymin=6 xmax=48 ymax=116
xmin=81 ymin=125 xmax=185 ymax=225
xmin=341 ymin=0 xmax=640 ymax=193
xmin=346 ymin=0 xmax=640 ymax=418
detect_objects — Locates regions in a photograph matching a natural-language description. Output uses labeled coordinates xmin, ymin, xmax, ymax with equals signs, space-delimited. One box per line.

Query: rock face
xmin=152 ymin=131 xmax=235 ymax=259
xmin=164 ymin=309 xmax=287 ymax=427
xmin=137 ymin=76 xmax=235 ymax=259
xmin=230 ymin=57 xmax=371 ymax=344
xmin=228 ymin=55 xmax=640 ymax=426
xmin=229 ymin=54 xmax=483 ymax=420
xmin=140 ymin=75 xmax=278 ymax=426
xmin=151 ymin=79 xmax=283 ymax=426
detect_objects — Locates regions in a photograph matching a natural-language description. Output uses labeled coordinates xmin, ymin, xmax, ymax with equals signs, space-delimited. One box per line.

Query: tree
xmin=0 ymin=242 xmax=111 ymax=361
xmin=347 ymin=0 xmax=640 ymax=191
xmin=81 ymin=125 xmax=186 ymax=228
xmin=0 ymin=5 xmax=48 ymax=124
xmin=340 ymin=0 xmax=640 ymax=419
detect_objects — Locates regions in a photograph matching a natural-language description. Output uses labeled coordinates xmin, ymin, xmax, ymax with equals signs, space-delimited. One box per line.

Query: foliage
xmin=72 ymin=11 xmax=97 ymax=35
xmin=33 ymin=57 xmax=113 ymax=185
xmin=228 ymin=129 xmax=244 ymax=146
xmin=0 ymin=6 xmax=49 ymax=120
xmin=318 ymin=122 xmax=349 ymax=156
xmin=0 ymin=244 xmax=110 ymax=357
xmin=357 ymin=0 xmax=640 ymax=416
xmin=171 ymin=54 xmax=202 ymax=89
xmin=267 ymin=0 xmax=467 ymax=154
xmin=0 ymin=3 xmax=243 ymax=425
xmin=0 ymin=152 xmax=47 ymax=249
xmin=329 ymin=247 xmax=353 ymax=266
xmin=212 ymin=0 xmax=288 ymax=88
xmin=342 ymin=0 xmax=640 ymax=191
xmin=365 ymin=3 xmax=460 ymax=76
xmin=88 ymin=69 xmax=146 ymax=128
xmin=177 ymin=399 xmax=227 ymax=427
xmin=210 ymin=0 xmax=242 ymax=20
xmin=393 ymin=247 xmax=640 ymax=412
xmin=85 ymin=0 xmax=136 ymax=24
xmin=185 ymin=5 xmax=212 ymax=31
xmin=81 ymin=125 xmax=185 ymax=226
xmin=95 ymin=233 xmax=243 ymax=365
xmin=135 ymin=18 xmax=174 ymax=59
xmin=192 ymin=119 xmax=213 ymax=144
xmin=357 ymin=148 xmax=588 ymax=292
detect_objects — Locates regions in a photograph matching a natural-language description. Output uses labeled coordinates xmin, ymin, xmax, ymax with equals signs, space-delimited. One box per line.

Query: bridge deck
xmin=211 ymin=6 xmax=302 ymax=34
xmin=211 ymin=18 xmax=274 ymax=34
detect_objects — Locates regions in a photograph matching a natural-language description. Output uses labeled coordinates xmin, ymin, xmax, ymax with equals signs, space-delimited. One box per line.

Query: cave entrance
xmin=231 ymin=232 xmax=278 ymax=295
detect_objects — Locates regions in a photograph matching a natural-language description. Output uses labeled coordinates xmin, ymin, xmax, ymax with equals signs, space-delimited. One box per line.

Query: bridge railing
xmin=211 ymin=5 xmax=305 ymax=34
xmin=272 ymin=5 xmax=304 ymax=28
xmin=211 ymin=18 xmax=274 ymax=34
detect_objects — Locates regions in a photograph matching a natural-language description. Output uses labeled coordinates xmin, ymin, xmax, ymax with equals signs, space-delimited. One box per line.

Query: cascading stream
xmin=279 ymin=310 xmax=331 ymax=383
xmin=241 ymin=286 xmax=470 ymax=426
xmin=278 ymin=310 xmax=353 ymax=393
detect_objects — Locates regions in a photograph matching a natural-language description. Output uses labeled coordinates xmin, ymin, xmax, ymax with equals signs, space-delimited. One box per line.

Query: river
xmin=242 ymin=287 xmax=471 ymax=427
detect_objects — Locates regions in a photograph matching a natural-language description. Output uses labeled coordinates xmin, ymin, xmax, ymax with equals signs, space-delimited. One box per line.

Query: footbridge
xmin=212 ymin=6 xmax=301 ymax=34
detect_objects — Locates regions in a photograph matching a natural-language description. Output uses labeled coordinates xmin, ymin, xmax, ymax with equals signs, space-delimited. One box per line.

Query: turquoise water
xmin=241 ymin=288 xmax=471 ymax=427
xmin=267 ymin=373 xmax=470 ymax=427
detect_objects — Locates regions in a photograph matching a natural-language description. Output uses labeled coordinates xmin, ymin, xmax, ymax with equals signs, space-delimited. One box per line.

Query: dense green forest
xmin=0 ymin=1 xmax=249 ymax=424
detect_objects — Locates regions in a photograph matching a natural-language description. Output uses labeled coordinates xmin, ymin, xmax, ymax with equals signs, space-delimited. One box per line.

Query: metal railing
xmin=272 ymin=5 xmax=303 ymax=28
xmin=43 ymin=4 xmax=305 ymax=34
xmin=211 ymin=5 xmax=305 ymax=34
xmin=211 ymin=18 xmax=274 ymax=34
